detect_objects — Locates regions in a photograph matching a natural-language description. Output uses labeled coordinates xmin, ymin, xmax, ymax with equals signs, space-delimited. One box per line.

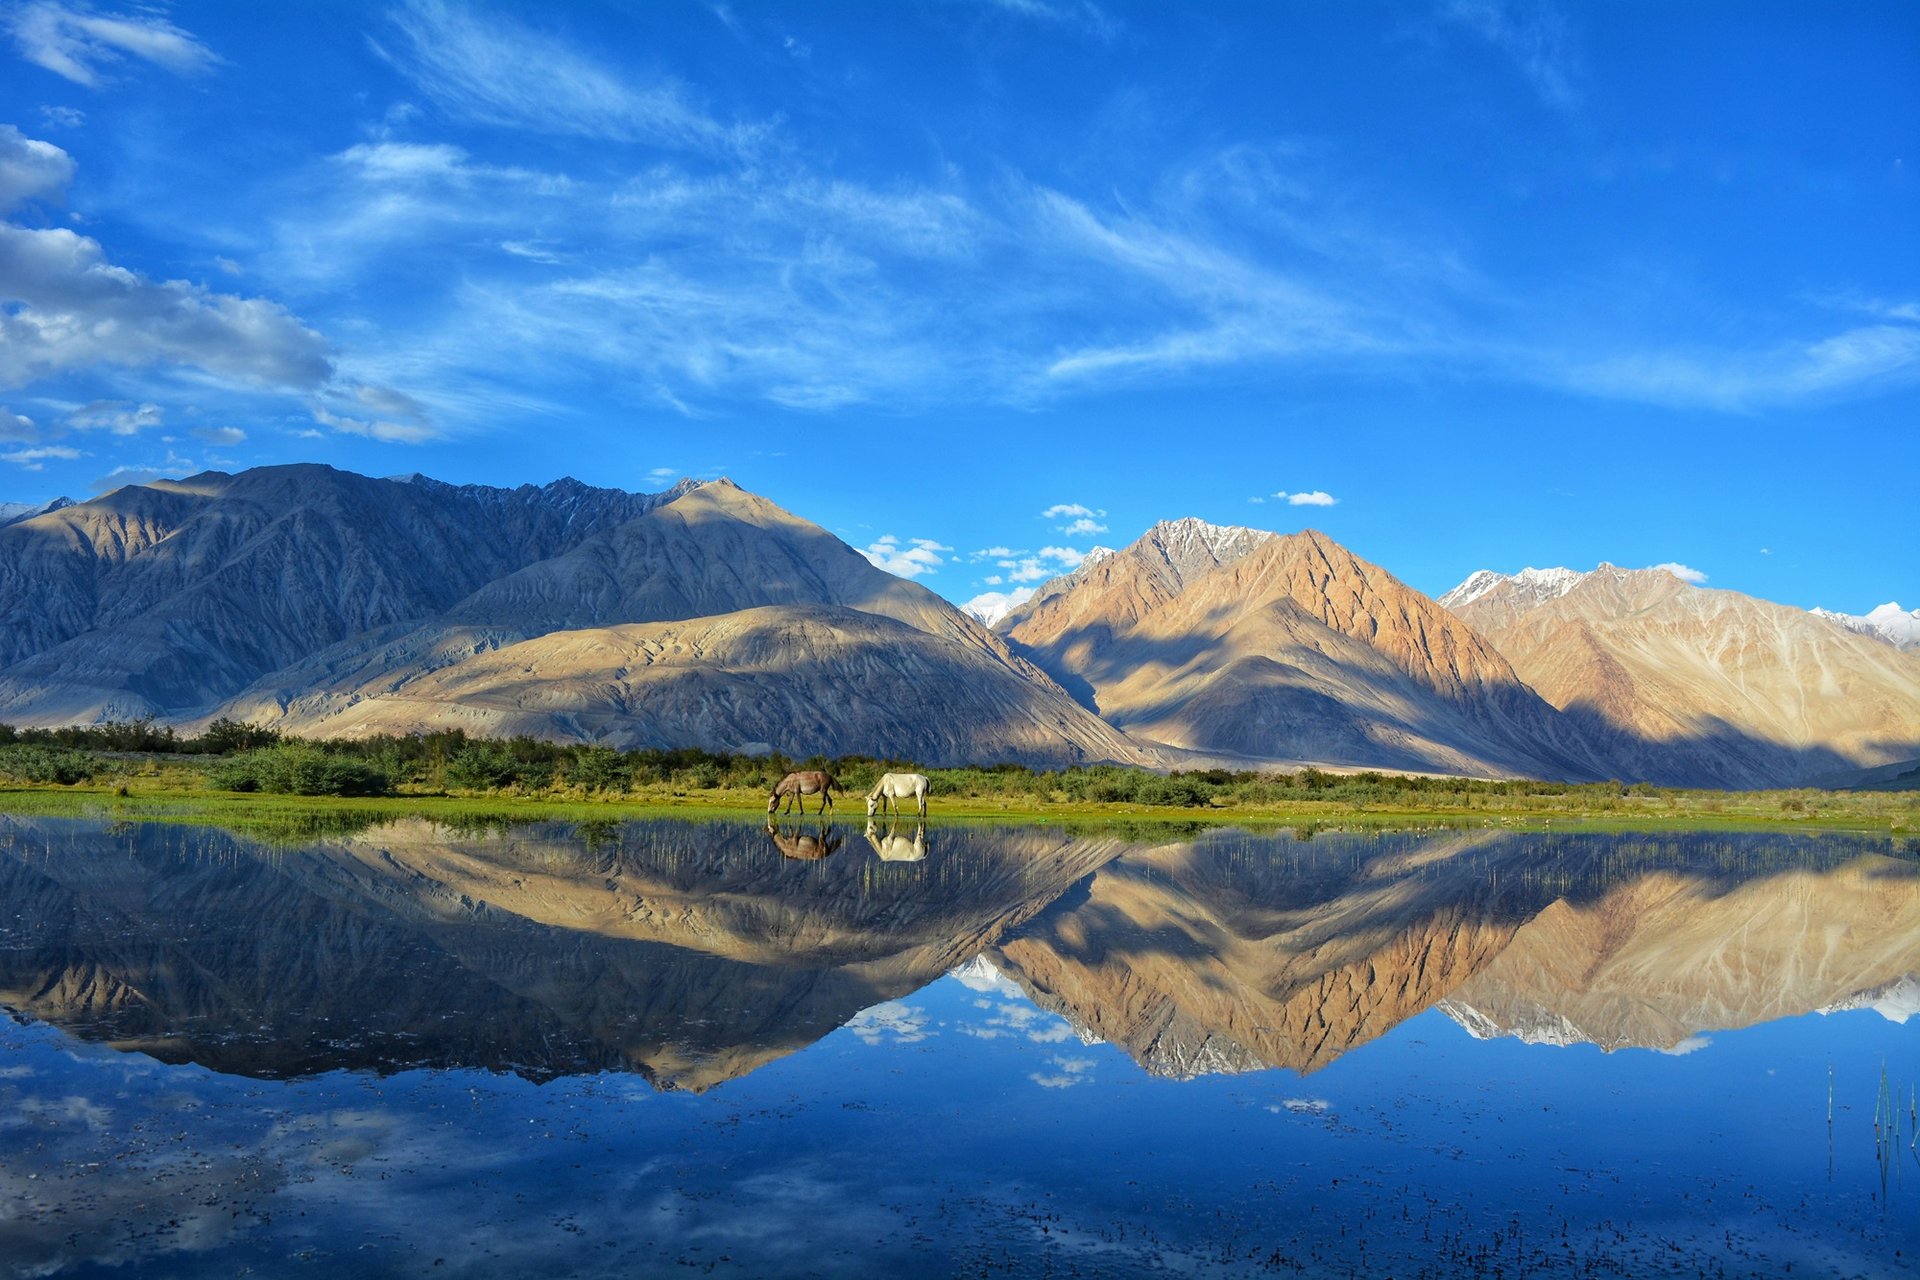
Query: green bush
xmin=443 ymin=742 xmax=526 ymax=791
xmin=0 ymin=744 xmax=104 ymax=785
xmin=208 ymin=745 xmax=393 ymax=797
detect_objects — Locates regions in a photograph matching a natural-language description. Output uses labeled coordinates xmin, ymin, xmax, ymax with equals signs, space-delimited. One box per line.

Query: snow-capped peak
xmin=0 ymin=496 xmax=74 ymax=528
xmin=1146 ymin=516 xmax=1274 ymax=562
xmin=1439 ymin=565 xmax=1585 ymax=610
xmin=1809 ymin=602 xmax=1920 ymax=651
xmin=961 ymin=589 xmax=1035 ymax=628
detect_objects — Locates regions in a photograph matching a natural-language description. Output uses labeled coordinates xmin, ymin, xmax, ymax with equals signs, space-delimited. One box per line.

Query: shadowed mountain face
xmin=0 ymin=466 xmax=686 ymax=722
xmin=3 ymin=817 xmax=1913 ymax=1088
xmin=1444 ymin=565 xmax=1920 ymax=788
xmin=0 ymin=815 xmax=1127 ymax=1089
xmin=1003 ymin=521 xmax=1606 ymax=779
xmin=0 ymin=467 xmax=1142 ymax=766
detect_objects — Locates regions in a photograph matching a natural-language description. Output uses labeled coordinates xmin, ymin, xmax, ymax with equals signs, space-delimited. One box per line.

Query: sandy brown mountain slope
xmin=240 ymin=604 xmax=1141 ymax=764
xmin=213 ymin=479 xmax=1146 ymax=766
xmin=1439 ymin=849 xmax=1920 ymax=1051
xmin=1003 ymin=522 xmax=1604 ymax=778
xmin=1446 ymin=565 xmax=1920 ymax=788
xmin=989 ymin=828 xmax=1920 ymax=1077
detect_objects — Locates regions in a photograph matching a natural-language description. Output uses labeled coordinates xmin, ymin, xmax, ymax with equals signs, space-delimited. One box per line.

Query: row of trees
xmin=0 ymin=718 xmax=1668 ymax=807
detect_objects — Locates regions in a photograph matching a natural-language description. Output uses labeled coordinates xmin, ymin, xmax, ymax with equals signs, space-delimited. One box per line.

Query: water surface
xmin=2 ymin=814 xmax=1916 ymax=1277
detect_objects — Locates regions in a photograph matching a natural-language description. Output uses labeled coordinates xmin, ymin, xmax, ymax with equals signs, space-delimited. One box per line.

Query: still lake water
xmin=1 ymin=812 xmax=1916 ymax=1278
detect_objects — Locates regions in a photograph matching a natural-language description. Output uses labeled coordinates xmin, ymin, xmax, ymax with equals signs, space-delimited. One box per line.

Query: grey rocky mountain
xmin=0 ymin=465 xmax=1141 ymax=767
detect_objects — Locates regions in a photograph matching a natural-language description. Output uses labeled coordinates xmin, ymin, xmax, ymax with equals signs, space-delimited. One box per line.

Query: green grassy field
xmin=2 ymin=762 xmax=1913 ymax=842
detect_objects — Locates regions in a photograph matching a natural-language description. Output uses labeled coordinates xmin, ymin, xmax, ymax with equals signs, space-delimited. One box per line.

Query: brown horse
xmin=765 ymin=821 xmax=842 ymax=861
xmin=768 ymin=769 xmax=841 ymax=816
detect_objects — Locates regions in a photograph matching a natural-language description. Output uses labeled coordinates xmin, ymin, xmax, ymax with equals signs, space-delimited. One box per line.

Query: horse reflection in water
xmin=863 ymin=820 xmax=929 ymax=863
xmin=769 ymin=770 xmax=841 ymax=816
xmin=865 ymin=771 xmax=930 ymax=819
xmin=764 ymin=821 xmax=843 ymax=861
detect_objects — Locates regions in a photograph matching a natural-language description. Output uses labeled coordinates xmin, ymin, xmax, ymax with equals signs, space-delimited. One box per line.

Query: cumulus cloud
xmin=1650 ymin=561 xmax=1707 ymax=585
xmin=0 ymin=125 xmax=74 ymax=212
xmin=7 ymin=2 xmax=219 ymax=88
xmin=67 ymin=400 xmax=160 ymax=435
xmin=989 ymin=544 xmax=1089 ymax=583
xmin=1030 ymin=1054 xmax=1099 ymax=1088
xmin=843 ymin=1000 xmax=932 ymax=1045
xmin=190 ymin=426 xmax=245 ymax=446
xmin=1041 ymin=503 xmax=1110 ymax=535
xmin=862 ymin=534 xmax=951 ymax=578
xmin=960 ymin=588 xmax=1034 ymax=625
xmin=1272 ymin=489 xmax=1337 ymax=506
xmin=0 ymin=223 xmax=334 ymax=390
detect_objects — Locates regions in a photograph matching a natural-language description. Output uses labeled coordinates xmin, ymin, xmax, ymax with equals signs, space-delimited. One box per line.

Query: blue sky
xmin=0 ymin=1 xmax=1914 ymax=616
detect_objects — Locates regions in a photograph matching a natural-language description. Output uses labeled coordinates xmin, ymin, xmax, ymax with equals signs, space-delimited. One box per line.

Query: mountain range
xmin=6 ymin=817 xmax=1912 ymax=1086
xmin=1 ymin=463 xmax=1915 ymax=787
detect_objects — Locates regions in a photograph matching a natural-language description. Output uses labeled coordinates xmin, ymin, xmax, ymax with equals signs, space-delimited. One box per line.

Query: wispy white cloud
xmin=377 ymin=0 xmax=761 ymax=153
xmin=966 ymin=0 xmax=1117 ymax=41
xmin=1555 ymin=323 xmax=1920 ymax=410
xmin=92 ymin=449 xmax=195 ymax=490
xmin=862 ymin=534 xmax=952 ymax=579
xmin=1033 ymin=187 xmax=1399 ymax=387
xmin=1438 ymin=0 xmax=1580 ymax=110
xmin=1274 ymin=489 xmax=1338 ymax=507
xmin=1650 ymin=561 xmax=1707 ymax=584
xmin=0 ymin=406 xmax=36 ymax=441
xmin=7 ymin=1 xmax=218 ymax=88
xmin=3 ymin=443 xmax=80 ymax=469
xmin=191 ymin=426 xmax=245 ymax=446
xmin=300 ymin=379 xmax=437 ymax=444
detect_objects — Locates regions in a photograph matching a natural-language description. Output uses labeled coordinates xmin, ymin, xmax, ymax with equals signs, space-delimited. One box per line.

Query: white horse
xmin=865 ymin=771 xmax=930 ymax=818
xmin=864 ymin=820 xmax=927 ymax=862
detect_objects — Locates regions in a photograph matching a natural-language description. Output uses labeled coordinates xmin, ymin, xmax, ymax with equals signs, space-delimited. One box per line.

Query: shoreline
xmin=2 ymin=779 xmax=1912 ymax=839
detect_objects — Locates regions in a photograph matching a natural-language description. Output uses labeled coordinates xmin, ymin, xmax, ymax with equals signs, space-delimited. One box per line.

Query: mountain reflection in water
xmin=1 ymin=816 xmax=1914 ymax=1089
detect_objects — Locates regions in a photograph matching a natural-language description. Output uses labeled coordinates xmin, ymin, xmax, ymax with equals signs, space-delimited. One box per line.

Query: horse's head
xmin=865 ymin=793 xmax=878 ymax=817
xmin=766 ymin=790 xmax=780 ymax=814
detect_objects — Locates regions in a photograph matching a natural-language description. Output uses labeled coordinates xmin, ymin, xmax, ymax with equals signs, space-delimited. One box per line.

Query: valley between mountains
xmin=1 ymin=464 xmax=1915 ymax=790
